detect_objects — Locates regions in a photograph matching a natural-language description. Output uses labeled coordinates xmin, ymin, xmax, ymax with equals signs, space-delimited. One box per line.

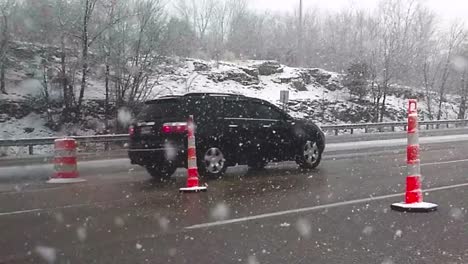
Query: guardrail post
xmin=404 ymin=125 xmax=407 ymax=131
xmin=391 ymin=126 xmax=395 ymax=132
xmin=365 ymin=127 xmax=368 ymax=133
xmin=350 ymin=128 xmax=354 ymax=135
xmin=28 ymin=145 xmax=33 ymax=155
xmin=104 ymin=142 xmax=109 ymax=151
xmin=426 ymin=124 xmax=429 ymax=130
xmin=446 ymin=122 xmax=449 ymax=128
xmin=334 ymin=129 xmax=339 ymax=136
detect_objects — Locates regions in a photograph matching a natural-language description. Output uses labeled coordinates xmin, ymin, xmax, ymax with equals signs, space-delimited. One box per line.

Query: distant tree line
xmin=0 ymin=0 xmax=467 ymax=123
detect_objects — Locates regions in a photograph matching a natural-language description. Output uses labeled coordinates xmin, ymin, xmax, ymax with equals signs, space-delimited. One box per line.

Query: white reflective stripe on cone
xmin=407 ymin=163 xmax=421 ymax=176
xmin=54 ymin=164 xmax=78 ymax=172
xmin=188 ymin=137 xmax=196 ymax=147
xmin=54 ymin=150 xmax=77 ymax=157
xmin=188 ymin=160 xmax=197 ymax=169
xmin=188 ymin=159 xmax=197 ymax=169
xmin=407 ymin=133 xmax=419 ymax=145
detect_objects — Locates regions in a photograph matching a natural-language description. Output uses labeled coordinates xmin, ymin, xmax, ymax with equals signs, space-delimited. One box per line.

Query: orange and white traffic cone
xmin=48 ymin=138 xmax=86 ymax=183
xmin=391 ymin=99 xmax=437 ymax=212
xmin=180 ymin=115 xmax=207 ymax=192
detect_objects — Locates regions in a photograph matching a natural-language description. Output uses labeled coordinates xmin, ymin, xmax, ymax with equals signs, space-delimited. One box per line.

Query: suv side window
xmin=223 ymin=99 xmax=249 ymax=118
xmin=249 ymin=102 xmax=284 ymax=120
xmin=186 ymin=96 xmax=218 ymax=120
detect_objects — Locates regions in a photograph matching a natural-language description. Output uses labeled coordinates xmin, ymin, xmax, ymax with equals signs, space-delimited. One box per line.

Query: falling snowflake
xmin=279 ymin=222 xmax=291 ymax=227
xmin=54 ymin=213 xmax=64 ymax=223
xmin=362 ymin=226 xmax=374 ymax=236
xmin=247 ymin=255 xmax=260 ymax=264
xmin=136 ymin=243 xmax=143 ymax=250
xmin=211 ymin=203 xmax=230 ymax=221
xmin=158 ymin=216 xmax=170 ymax=231
xmin=296 ymin=218 xmax=311 ymax=238
xmin=449 ymin=207 xmax=464 ymax=221
xmin=114 ymin=217 xmax=125 ymax=227
xmin=168 ymin=248 xmax=177 ymax=257
xmin=35 ymin=246 xmax=56 ymax=264
xmin=381 ymin=257 xmax=394 ymax=264
xmin=76 ymin=227 xmax=87 ymax=242
xmin=452 ymin=56 xmax=468 ymax=72
xmin=394 ymin=229 xmax=402 ymax=239
xmin=117 ymin=108 xmax=132 ymax=126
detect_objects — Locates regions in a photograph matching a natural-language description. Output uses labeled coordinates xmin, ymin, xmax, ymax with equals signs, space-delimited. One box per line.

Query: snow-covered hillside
xmin=0 ymin=48 xmax=462 ymax=156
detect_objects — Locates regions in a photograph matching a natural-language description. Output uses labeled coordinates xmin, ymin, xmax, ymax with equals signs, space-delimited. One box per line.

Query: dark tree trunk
xmin=77 ymin=29 xmax=89 ymax=118
xmin=60 ymin=34 xmax=73 ymax=120
xmin=458 ymin=71 xmax=467 ymax=120
xmin=379 ymin=81 xmax=389 ymax=123
xmin=374 ymin=84 xmax=382 ymax=122
xmin=0 ymin=60 xmax=5 ymax=94
xmin=77 ymin=0 xmax=95 ymax=119
xmin=105 ymin=61 xmax=110 ymax=131
xmin=0 ymin=14 xmax=8 ymax=94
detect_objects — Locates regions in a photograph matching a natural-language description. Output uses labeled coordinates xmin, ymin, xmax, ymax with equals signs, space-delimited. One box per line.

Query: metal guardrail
xmin=1 ymin=119 xmax=468 ymax=155
xmin=321 ymin=119 xmax=468 ymax=135
xmin=0 ymin=134 xmax=128 ymax=155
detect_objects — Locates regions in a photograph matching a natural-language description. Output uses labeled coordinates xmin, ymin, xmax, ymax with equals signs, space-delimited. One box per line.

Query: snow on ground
xmin=0 ymin=113 xmax=54 ymax=156
xmin=151 ymin=61 xmax=347 ymax=103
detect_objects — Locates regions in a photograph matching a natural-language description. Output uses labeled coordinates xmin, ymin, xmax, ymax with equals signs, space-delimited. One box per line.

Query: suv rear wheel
xmin=145 ymin=164 xmax=177 ymax=180
xmin=297 ymin=140 xmax=322 ymax=169
xmin=199 ymin=147 xmax=227 ymax=179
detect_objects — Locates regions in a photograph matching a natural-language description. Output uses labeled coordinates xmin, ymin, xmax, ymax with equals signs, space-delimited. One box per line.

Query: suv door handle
xmin=229 ymin=124 xmax=239 ymax=128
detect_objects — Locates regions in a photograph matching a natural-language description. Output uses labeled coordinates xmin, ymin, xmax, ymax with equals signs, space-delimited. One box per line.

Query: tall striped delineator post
xmin=48 ymin=138 xmax=86 ymax=183
xmin=391 ymin=99 xmax=437 ymax=212
xmin=180 ymin=115 xmax=207 ymax=193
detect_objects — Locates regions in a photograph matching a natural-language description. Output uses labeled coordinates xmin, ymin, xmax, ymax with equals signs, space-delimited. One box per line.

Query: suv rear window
xmin=138 ymin=99 xmax=187 ymax=120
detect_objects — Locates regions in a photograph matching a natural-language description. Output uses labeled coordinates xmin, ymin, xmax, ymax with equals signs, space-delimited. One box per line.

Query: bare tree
xmin=373 ymin=0 xmax=422 ymax=122
xmin=95 ymin=0 xmax=121 ymax=129
xmin=48 ymin=0 xmax=79 ymax=119
xmin=458 ymin=68 xmax=468 ymax=119
xmin=175 ymin=0 xmax=217 ymax=51
xmin=76 ymin=0 xmax=98 ymax=118
xmin=112 ymin=0 xmax=166 ymax=108
xmin=436 ymin=22 xmax=467 ymax=120
xmin=0 ymin=0 xmax=15 ymax=94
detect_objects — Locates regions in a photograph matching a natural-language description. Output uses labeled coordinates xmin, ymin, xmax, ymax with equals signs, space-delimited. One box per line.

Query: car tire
xmin=145 ymin=164 xmax=177 ymax=180
xmin=297 ymin=140 xmax=322 ymax=169
xmin=199 ymin=147 xmax=227 ymax=179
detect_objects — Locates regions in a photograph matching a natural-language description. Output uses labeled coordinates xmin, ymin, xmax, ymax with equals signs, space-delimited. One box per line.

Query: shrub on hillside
xmin=345 ymin=62 xmax=371 ymax=100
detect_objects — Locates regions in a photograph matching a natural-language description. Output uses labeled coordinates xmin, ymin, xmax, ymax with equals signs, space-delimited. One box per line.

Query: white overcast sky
xmin=249 ymin=0 xmax=468 ymax=26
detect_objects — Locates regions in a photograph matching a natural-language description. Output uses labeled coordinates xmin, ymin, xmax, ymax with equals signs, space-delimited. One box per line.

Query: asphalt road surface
xmin=0 ymin=134 xmax=467 ymax=263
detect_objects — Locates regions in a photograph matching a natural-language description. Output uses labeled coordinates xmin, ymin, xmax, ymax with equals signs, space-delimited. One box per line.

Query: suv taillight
xmin=162 ymin=122 xmax=187 ymax=133
xmin=128 ymin=125 xmax=135 ymax=136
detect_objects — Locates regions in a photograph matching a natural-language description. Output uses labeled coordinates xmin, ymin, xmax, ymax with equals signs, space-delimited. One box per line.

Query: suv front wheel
xmin=297 ymin=140 xmax=322 ymax=169
xmin=199 ymin=147 xmax=227 ymax=179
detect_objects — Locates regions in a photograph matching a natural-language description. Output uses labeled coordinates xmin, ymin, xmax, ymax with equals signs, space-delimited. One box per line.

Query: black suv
xmin=128 ymin=93 xmax=325 ymax=179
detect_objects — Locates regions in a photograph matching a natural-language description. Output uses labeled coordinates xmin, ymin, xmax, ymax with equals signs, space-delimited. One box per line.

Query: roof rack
xmin=144 ymin=95 xmax=183 ymax=104
xmin=183 ymin=92 xmax=245 ymax=97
